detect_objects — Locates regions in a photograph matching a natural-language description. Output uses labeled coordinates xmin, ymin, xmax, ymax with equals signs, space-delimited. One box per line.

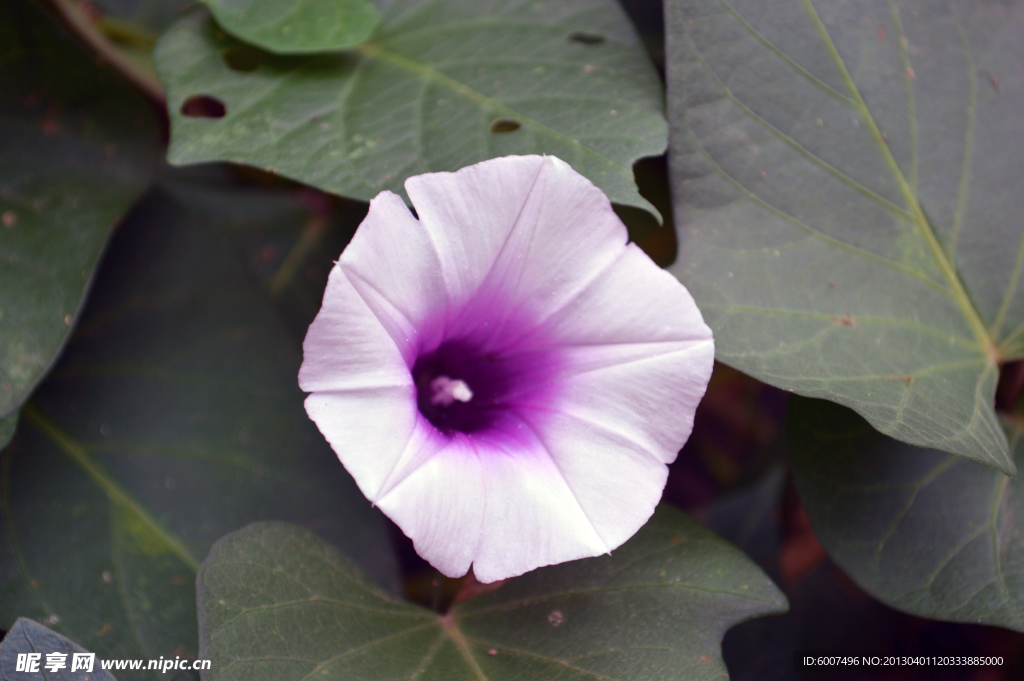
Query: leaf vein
xmin=685 ymin=130 xmax=951 ymax=295
xmin=799 ymin=0 xmax=997 ymax=364
xmin=711 ymin=0 xmax=856 ymax=106
xmin=682 ymin=28 xmax=912 ymax=219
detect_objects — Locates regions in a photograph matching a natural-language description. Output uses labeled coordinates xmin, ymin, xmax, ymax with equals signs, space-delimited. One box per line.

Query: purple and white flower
xmin=300 ymin=155 xmax=714 ymax=583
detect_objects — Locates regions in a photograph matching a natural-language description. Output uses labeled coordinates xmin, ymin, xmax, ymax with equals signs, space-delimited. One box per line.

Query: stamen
xmin=430 ymin=376 xmax=474 ymax=406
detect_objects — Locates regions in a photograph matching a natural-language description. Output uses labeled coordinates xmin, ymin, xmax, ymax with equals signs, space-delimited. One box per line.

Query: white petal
xmin=298 ymin=264 xmax=411 ymax=393
xmin=470 ymin=419 xmax=609 ymax=583
xmin=502 ymin=244 xmax=715 ymax=550
xmin=512 ymin=403 xmax=670 ymax=552
xmin=339 ymin=191 xmax=450 ymax=364
xmin=508 ymin=243 xmax=714 ymax=463
xmin=377 ymin=415 xmax=609 ymax=582
xmin=405 ymin=155 xmax=627 ymax=347
xmin=542 ymin=341 xmax=716 ymax=461
xmin=535 ymin=243 xmax=714 ymax=347
xmin=303 ymin=386 xmax=418 ymax=502
xmin=375 ymin=436 xmax=485 ymax=579
xmin=506 ymin=334 xmax=712 ymax=551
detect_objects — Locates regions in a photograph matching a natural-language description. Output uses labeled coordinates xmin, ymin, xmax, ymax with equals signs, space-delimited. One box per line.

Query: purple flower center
xmin=410 ymin=316 xmax=569 ymax=438
xmin=413 ymin=339 xmax=515 ymax=435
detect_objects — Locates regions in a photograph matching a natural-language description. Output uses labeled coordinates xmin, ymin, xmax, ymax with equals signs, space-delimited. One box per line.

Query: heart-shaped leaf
xmin=0 ymin=618 xmax=117 ymax=681
xmin=201 ymin=0 xmax=378 ymax=54
xmin=154 ymin=0 xmax=667 ymax=216
xmin=199 ymin=506 xmax=786 ymax=681
xmin=0 ymin=185 xmax=397 ymax=680
xmin=666 ymin=0 xmax=1024 ymax=472
xmin=790 ymin=396 xmax=1024 ymax=631
xmin=0 ymin=0 xmax=159 ymax=424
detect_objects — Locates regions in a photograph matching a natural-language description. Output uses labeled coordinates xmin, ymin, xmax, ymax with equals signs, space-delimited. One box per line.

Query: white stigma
xmin=429 ymin=376 xmax=474 ymax=406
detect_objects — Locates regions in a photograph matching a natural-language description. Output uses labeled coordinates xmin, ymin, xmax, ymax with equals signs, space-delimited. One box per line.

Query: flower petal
xmin=303 ymin=387 xmax=418 ymax=501
xmin=503 ymin=244 xmax=714 ymax=462
xmin=508 ymin=334 xmax=712 ymax=549
xmin=533 ymin=243 xmax=714 ymax=347
xmin=339 ymin=191 xmax=449 ymax=365
xmin=298 ymin=263 xmax=411 ymax=393
xmin=405 ymin=155 xmax=627 ymax=349
xmin=300 ymin=257 xmax=420 ymax=500
xmin=512 ymin=403 xmax=670 ymax=552
xmin=375 ymin=436 xmax=484 ymax=579
xmin=504 ymin=244 xmax=715 ymax=550
xmin=377 ymin=415 xmax=609 ymax=582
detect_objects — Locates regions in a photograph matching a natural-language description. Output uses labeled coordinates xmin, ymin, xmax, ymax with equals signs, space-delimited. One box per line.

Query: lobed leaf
xmin=666 ymin=0 xmax=1024 ymax=471
xmin=0 ymin=0 xmax=159 ymax=424
xmin=199 ymin=506 xmax=787 ymax=681
xmin=0 ymin=185 xmax=397 ymax=680
xmin=154 ymin=0 xmax=667 ymax=216
xmin=790 ymin=396 xmax=1024 ymax=632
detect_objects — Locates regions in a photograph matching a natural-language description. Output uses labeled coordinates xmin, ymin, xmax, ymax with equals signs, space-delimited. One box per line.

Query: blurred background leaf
xmin=198 ymin=506 xmax=786 ymax=681
xmin=0 ymin=0 xmax=159 ymax=429
xmin=789 ymin=396 xmax=1024 ymax=632
xmin=93 ymin=0 xmax=194 ymax=34
xmin=0 ymin=618 xmax=118 ymax=681
xmin=0 ymin=177 xmax=397 ymax=680
xmin=666 ymin=0 xmax=1024 ymax=471
xmin=154 ymin=0 xmax=667 ymax=217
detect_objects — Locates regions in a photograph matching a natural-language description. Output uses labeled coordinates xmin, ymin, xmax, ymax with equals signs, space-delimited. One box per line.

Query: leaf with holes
xmin=199 ymin=507 xmax=786 ymax=681
xmin=0 ymin=618 xmax=117 ymax=681
xmin=154 ymin=0 xmax=666 ymax=216
xmin=0 ymin=186 xmax=397 ymax=680
xmin=789 ymin=396 xmax=1024 ymax=631
xmin=201 ymin=0 xmax=378 ymax=54
xmin=666 ymin=0 xmax=1024 ymax=471
xmin=0 ymin=0 xmax=159 ymax=425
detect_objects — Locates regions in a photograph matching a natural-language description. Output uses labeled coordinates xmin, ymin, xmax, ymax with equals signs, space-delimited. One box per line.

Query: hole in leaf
xmin=223 ymin=45 xmax=263 ymax=72
xmin=488 ymin=118 xmax=521 ymax=134
xmin=180 ymin=95 xmax=226 ymax=119
xmin=569 ymin=31 xmax=606 ymax=45
xmin=996 ymin=359 xmax=1024 ymax=412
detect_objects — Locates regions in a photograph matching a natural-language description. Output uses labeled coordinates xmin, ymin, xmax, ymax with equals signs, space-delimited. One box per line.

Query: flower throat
xmin=413 ymin=339 xmax=511 ymax=435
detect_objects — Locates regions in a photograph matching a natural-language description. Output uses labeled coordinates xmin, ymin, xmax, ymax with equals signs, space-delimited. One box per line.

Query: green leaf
xmin=0 ymin=618 xmax=117 ymax=681
xmin=154 ymin=0 xmax=667 ymax=216
xmin=199 ymin=506 xmax=786 ymax=681
xmin=789 ymin=396 xmax=1024 ymax=631
xmin=0 ymin=187 xmax=398 ymax=680
xmin=0 ymin=0 xmax=159 ymax=423
xmin=201 ymin=0 xmax=378 ymax=54
xmin=665 ymin=0 xmax=1024 ymax=471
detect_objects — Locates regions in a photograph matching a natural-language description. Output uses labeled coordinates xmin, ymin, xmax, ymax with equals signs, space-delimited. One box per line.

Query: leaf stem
xmin=269 ymin=214 xmax=329 ymax=297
